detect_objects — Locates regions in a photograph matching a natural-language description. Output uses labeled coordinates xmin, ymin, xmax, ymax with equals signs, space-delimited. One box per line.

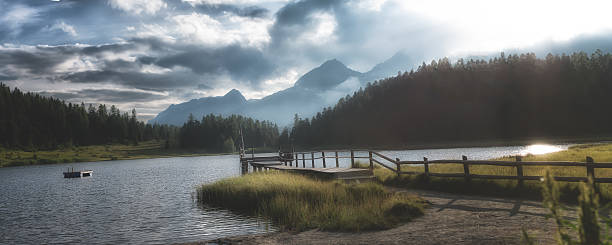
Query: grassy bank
xmin=367 ymin=143 xmax=612 ymax=203
xmin=293 ymin=136 xmax=612 ymax=152
xmin=196 ymin=172 xmax=425 ymax=231
xmin=0 ymin=140 xmax=235 ymax=167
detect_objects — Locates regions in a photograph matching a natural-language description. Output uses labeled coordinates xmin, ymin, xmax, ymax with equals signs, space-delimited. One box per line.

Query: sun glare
xmin=521 ymin=144 xmax=564 ymax=155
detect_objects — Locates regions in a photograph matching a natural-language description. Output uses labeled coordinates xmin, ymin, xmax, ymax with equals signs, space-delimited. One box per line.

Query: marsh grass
xmin=196 ymin=172 xmax=425 ymax=231
xmin=0 ymin=140 xmax=236 ymax=167
xmin=366 ymin=144 xmax=612 ymax=203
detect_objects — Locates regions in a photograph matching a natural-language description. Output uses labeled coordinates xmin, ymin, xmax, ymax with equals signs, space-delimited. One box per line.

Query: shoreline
xmin=3 ymin=136 xmax=607 ymax=168
xmin=0 ymin=141 xmax=237 ymax=168
xmin=297 ymin=135 xmax=612 ymax=152
xmin=184 ymin=189 xmax=562 ymax=245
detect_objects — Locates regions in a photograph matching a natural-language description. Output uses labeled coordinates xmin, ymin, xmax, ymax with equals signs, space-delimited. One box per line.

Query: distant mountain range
xmin=148 ymin=51 xmax=416 ymax=126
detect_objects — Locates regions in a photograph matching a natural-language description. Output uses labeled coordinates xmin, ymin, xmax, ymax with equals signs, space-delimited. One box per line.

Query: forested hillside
xmin=0 ymin=84 xmax=173 ymax=149
xmin=179 ymin=114 xmax=279 ymax=152
xmin=0 ymin=84 xmax=278 ymax=152
xmin=288 ymin=51 xmax=612 ymax=148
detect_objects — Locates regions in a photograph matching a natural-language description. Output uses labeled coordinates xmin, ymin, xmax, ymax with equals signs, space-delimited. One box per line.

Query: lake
xmin=0 ymin=144 xmax=570 ymax=244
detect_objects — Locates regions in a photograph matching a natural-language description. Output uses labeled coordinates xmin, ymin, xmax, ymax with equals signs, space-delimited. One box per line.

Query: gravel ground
xmin=189 ymin=188 xmax=576 ymax=245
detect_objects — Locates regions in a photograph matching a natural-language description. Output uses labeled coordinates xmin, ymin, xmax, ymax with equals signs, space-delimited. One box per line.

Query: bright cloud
xmin=394 ymin=0 xmax=612 ymax=53
xmin=48 ymin=21 xmax=77 ymax=37
xmin=300 ymin=12 xmax=337 ymax=45
xmin=1 ymin=4 xmax=40 ymax=36
xmin=108 ymin=0 xmax=167 ymax=15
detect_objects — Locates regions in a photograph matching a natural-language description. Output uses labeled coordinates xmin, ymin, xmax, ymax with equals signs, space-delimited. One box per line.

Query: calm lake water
xmin=0 ymin=144 xmax=570 ymax=244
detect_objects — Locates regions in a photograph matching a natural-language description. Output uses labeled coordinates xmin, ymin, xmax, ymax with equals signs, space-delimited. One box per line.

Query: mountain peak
xmin=224 ymin=89 xmax=242 ymax=97
xmin=364 ymin=50 xmax=416 ymax=80
xmin=294 ymin=59 xmax=361 ymax=90
xmin=321 ymin=58 xmax=343 ymax=67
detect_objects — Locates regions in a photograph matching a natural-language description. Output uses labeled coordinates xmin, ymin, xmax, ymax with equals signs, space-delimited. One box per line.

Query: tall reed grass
xmin=196 ymin=172 xmax=425 ymax=231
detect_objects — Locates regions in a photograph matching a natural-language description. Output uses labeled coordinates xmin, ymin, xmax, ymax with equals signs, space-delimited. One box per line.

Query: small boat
xmin=63 ymin=168 xmax=93 ymax=178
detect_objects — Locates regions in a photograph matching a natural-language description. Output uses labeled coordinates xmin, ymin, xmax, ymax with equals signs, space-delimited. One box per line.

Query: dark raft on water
xmin=63 ymin=168 xmax=93 ymax=178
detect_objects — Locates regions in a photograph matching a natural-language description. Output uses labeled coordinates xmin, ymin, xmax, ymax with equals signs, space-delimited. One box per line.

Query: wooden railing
xmin=274 ymin=150 xmax=612 ymax=184
xmin=277 ymin=149 xmax=373 ymax=169
xmin=390 ymin=155 xmax=612 ymax=184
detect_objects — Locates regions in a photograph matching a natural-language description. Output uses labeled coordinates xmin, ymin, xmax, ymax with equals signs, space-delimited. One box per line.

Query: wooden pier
xmin=239 ymin=149 xmax=375 ymax=182
xmin=239 ymin=146 xmax=612 ymax=185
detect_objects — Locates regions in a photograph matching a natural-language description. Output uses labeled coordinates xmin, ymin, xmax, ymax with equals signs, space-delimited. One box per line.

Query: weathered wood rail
xmin=391 ymin=155 xmax=612 ymax=184
xmin=241 ymin=149 xmax=612 ymax=184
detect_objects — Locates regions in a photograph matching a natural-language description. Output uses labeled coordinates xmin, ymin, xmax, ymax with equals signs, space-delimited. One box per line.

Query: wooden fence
xmin=275 ymin=150 xmax=612 ymax=184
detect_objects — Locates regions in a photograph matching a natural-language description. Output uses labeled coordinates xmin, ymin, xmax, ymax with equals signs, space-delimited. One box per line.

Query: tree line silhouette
xmin=0 ymin=84 xmax=174 ymax=149
xmin=287 ymin=51 xmax=612 ymax=148
xmin=179 ymin=113 xmax=279 ymax=152
xmin=0 ymin=84 xmax=278 ymax=152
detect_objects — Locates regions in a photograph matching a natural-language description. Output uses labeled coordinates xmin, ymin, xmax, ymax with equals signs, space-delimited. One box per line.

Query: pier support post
xmin=423 ymin=157 xmax=429 ymax=177
xmin=350 ymin=149 xmax=355 ymax=168
xmin=322 ymin=152 xmax=326 ymax=168
xmin=462 ymin=155 xmax=471 ymax=182
xmin=302 ymin=153 xmax=306 ymax=168
xmin=369 ymin=151 xmax=374 ymax=172
xmin=335 ymin=151 xmax=339 ymax=168
xmin=311 ymin=152 xmax=315 ymax=168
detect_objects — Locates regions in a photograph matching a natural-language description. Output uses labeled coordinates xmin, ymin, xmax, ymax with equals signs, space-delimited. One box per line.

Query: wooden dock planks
xmin=250 ymin=163 xmax=373 ymax=181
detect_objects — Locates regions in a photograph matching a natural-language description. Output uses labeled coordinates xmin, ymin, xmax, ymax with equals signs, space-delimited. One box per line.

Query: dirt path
xmin=197 ymin=189 xmax=576 ymax=245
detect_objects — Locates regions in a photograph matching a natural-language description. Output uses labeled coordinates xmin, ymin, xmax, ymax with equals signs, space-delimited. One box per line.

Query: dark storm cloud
xmin=0 ymin=48 xmax=72 ymax=74
xmin=0 ymin=42 xmax=141 ymax=78
xmin=39 ymin=89 xmax=164 ymax=103
xmin=165 ymin=0 xmax=269 ymax=18
xmin=154 ymin=44 xmax=276 ymax=83
xmin=0 ymin=0 xmax=161 ymax=45
xmin=263 ymin=0 xmax=449 ymax=70
xmin=0 ymin=74 xmax=17 ymax=81
xmin=193 ymin=4 xmax=269 ymax=18
xmin=269 ymin=0 xmax=343 ymax=47
xmin=61 ymin=70 xmax=199 ymax=92
xmin=197 ymin=84 xmax=212 ymax=90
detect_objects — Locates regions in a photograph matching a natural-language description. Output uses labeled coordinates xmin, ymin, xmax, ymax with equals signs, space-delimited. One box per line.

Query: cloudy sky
xmin=1 ymin=0 xmax=612 ymax=121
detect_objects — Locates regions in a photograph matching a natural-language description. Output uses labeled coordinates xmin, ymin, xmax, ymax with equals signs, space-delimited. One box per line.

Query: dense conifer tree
xmin=288 ymin=51 xmax=612 ymax=148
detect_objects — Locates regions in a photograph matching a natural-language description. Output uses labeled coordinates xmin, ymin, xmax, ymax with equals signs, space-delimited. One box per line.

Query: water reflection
xmin=520 ymin=144 xmax=565 ymax=156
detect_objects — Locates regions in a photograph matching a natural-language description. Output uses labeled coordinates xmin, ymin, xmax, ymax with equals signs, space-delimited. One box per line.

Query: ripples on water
xmin=0 ymin=144 xmax=570 ymax=244
xmin=0 ymin=155 xmax=275 ymax=244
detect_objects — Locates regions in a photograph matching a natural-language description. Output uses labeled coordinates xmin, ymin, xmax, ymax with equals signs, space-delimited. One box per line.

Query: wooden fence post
xmin=423 ymin=157 xmax=429 ymax=177
xmin=462 ymin=155 xmax=471 ymax=182
xmin=335 ymin=151 xmax=339 ymax=168
xmin=322 ymin=151 xmax=326 ymax=168
xmin=516 ymin=155 xmax=523 ymax=187
xmin=350 ymin=149 xmax=355 ymax=168
xmin=396 ymin=158 xmax=401 ymax=176
xmin=311 ymin=152 xmax=315 ymax=168
xmin=586 ymin=156 xmax=599 ymax=194
xmin=369 ymin=151 xmax=374 ymax=172
xmin=302 ymin=153 xmax=306 ymax=168
xmin=586 ymin=156 xmax=595 ymax=179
